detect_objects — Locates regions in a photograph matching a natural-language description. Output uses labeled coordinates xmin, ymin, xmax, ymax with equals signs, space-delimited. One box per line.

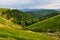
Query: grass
xmin=0 ymin=27 xmax=59 ymax=40
xmin=0 ymin=16 xmax=22 ymax=29
xmin=25 ymin=14 xmax=60 ymax=32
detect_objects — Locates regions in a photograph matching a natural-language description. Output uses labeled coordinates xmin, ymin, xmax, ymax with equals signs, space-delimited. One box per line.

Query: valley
xmin=0 ymin=8 xmax=60 ymax=40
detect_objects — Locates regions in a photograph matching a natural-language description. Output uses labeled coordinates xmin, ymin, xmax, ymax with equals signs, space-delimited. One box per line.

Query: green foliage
xmin=0 ymin=8 xmax=39 ymax=27
xmin=25 ymin=14 xmax=60 ymax=33
xmin=26 ymin=9 xmax=59 ymax=20
xmin=0 ymin=27 xmax=58 ymax=40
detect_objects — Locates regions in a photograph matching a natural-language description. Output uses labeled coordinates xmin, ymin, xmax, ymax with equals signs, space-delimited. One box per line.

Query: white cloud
xmin=28 ymin=0 xmax=60 ymax=9
xmin=0 ymin=0 xmax=60 ymax=9
xmin=29 ymin=3 xmax=60 ymax=9
xmin=52 ymin=0 xmax=60 ymax=3
xmin=0 ymin=0 xmax=31 ymax=6
xmin=29 ymin=0 xmax=60 ymax=9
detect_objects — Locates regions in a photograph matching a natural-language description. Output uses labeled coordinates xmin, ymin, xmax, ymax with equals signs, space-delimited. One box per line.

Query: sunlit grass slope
xmin=0 ymin=27 xmax=58 ymax=40
xmin=25 ymin=14 xmax=60 ymax=32
xmin=0 ymin=16 xmax=21 ymax=29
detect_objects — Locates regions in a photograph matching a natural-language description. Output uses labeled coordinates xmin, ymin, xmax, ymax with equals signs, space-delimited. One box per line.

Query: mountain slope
xmin=0 ymin=13 xmax=58 ymax=40
xmin=0 ymin=8 xmax=39 ymax=27
xmin=20 ymin=9 xmax=41 ymax=12
xmin=26 ymin=9 xmax=59 ymax=20
xmin=0 ymin=16 xmax=21 ymax=29
xmin=0 ymin=27 xmax=58 ymax=40
xmin=25 ymin=14 xmax=60 ymax=32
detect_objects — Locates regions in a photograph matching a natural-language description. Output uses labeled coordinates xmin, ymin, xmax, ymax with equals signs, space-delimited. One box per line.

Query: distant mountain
xmin=55 ymin=9 xmax=60 ymax=11
xmin=25 ymin=9 xmax=59 ymax=20
xmin=0 ymin=8 xmax=39 ymax=27
xmin=20 ymin=9 xmax=42 ymax=12
xmin=25 ymin=14 xmax=60 ymax=33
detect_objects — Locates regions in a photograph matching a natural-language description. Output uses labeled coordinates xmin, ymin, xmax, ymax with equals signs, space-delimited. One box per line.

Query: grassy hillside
xmin=0 ymin=8 xmax=39 ymax=27
xmin=0 ymin=16 xmax=21 ymax=29
xmin=0 ymin=16 xmax=58 ymax=40
xmin=0 ymin=8 xmax=60 ymax=40
xmin=25 ymin=14 xmax=60 ymax=33
xmin=0 ymin=27 xmax=58 ymax=40
xmin=26 ymin=9 xmax=59 ymax=20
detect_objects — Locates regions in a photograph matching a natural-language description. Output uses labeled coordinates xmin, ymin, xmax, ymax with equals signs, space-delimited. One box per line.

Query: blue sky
xmin=0 ymin=0 xmax=60 ymax=9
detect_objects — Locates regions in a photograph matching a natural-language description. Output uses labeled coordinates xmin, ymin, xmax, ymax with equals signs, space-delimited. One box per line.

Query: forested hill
xmin=0 ymin=8 xmax=39 ymax=27
xmin=25 ymin=14 xmax=60 ymax=33
xmin=25 ymin=9 xmax=59 ymax=20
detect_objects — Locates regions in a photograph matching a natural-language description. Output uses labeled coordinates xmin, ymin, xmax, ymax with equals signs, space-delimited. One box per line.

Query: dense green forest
xmin=0 ymin=8 xmax=60 ymax=40
xmin=0 ymin=8 xmax=39 ymax=27
xmin=26 ymin=9 xmax=59 ymax=20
